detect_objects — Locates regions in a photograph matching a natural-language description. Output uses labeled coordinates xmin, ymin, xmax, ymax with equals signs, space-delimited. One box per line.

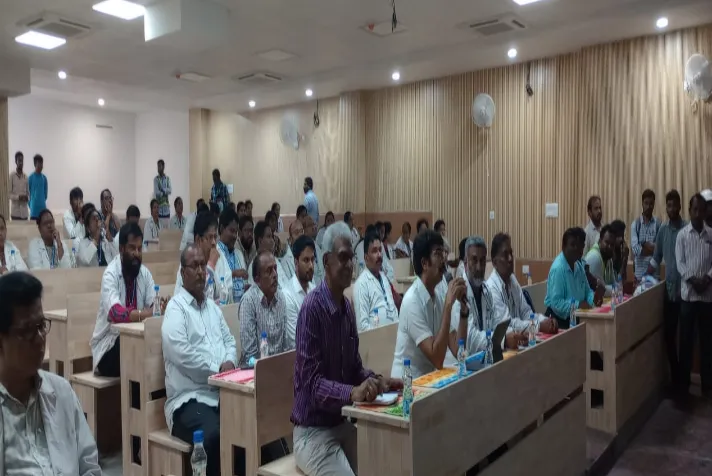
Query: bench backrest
xmin=391 ymin=258 xmax=412 ymax=279
xmin=159 ymin=229 xmax=182 ymax=251
xmin=145 ymin=261 xmax=180 ymax=286
xmin=359 ymin=323 xmax=398 ymax=376
xmin=255 ymin=351 xmax=296 ymax=443
xmin=522 ymin=280 xmax=547 ymax=314
xmin=142 ymin=250 xmax=181 ymax=264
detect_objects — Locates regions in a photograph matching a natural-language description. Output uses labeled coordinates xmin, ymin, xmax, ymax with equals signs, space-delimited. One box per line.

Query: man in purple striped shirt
xmin=291 ymin=221 xmax=402 ymax=475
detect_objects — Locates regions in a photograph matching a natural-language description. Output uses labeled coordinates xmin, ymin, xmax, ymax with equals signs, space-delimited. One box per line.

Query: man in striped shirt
xmin=303 ymin=176 xmax=319 ymax=227
xmin=291 ymin=222 xmax=402 ymax=475
xmin=676 ymin=193 xmax=712 ymax=397
xmin=631 ymin=189 xmax=661 ymax=281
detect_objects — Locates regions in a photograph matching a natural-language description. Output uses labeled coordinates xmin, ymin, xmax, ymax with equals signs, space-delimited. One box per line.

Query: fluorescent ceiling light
xmin=248 ymin=100 xmax=256 ymax=108
xmin=656 ymin=17 xmax=669 ymax=29
xmin=392 ymin=71 xmax=401 ymax=81
xmin=512 ymin=0 xmax=544 ymax=5
xmin=92 ymin=0 xmax=145 ymax=20
xmin=98 ymin=98 xmax=105 ymax=106
xmin=508 ymin=48 xmax=518 ymax=59
xmin=58 ymin=71 xmax=67 ymax=79
xmin=15 ymin=31 xmax=66 ymax=50
xmin=305 ymin=89 xmax=313 ymax=97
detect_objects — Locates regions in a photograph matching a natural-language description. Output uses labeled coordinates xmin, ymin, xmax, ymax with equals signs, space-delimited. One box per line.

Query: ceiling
xmin=1 ymin=0 xmax=712 ymax=113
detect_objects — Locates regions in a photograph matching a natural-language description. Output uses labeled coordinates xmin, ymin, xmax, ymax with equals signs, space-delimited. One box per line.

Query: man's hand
xmin=375 ymin=376 xmax=403 ymax=393
xmin=233 ymin=269 xmax=249 ymax=280
xmin=593 ymin=283 xmax=605 ymax=307
xmin=505 ymin=332 xmax=527 ymax=349
xmin=219 ymin=361 xmax=236 ymax=373
xmin=350 ymin=377 xmax=379 ymax=403
xmin=208 ymin=247 xmax=220 ymax=268
xmin=646 ymin=264 xmax=655 ymax=276
xmin=642 ymin=242 xmax=655 ymax=257
xmin=446 ymin=277 xmax=467 ymax=308
xmin=539 ymin=318 xmax=558 ymax=335
xmin=0 ymin=266 xmax=7 ymax=275
xmin=54 ymin=230 xmax=64 ymax=259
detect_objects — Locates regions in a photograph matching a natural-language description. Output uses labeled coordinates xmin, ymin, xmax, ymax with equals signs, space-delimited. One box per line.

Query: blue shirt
xmin=28 ymin=172 xmax=48 ymax=218
xmin=544 ymin=252 xmax=594 ymax=318
xmin=304 ymin=190 xmax=319 ymax=226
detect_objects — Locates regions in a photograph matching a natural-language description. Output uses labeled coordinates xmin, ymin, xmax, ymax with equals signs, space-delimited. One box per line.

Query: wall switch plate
xmin=489 ymin=210 xmax=495 ymax=220
xmin=522 ymin=265 xmax=530 ymax=275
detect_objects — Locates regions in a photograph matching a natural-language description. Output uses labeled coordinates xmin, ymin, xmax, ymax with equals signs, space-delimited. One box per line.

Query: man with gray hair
xmin=291 ymin=221 xmax=402 ymax=475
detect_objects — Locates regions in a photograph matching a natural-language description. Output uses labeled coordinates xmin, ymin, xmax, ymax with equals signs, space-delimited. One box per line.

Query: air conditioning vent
xmin=466 ymin=15 xmax=527 ymax=37
xmin=234 ymin=73 xmax=283 ymax=85
xmin=20 ymin=13 xmax=92 ymax=39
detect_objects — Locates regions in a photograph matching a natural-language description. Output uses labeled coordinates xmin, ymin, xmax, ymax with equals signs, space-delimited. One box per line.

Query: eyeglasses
xmin=184 ymin=262 xmax=207 ymax=272
xmin=11 ymin=318 xmax=51 ymax=341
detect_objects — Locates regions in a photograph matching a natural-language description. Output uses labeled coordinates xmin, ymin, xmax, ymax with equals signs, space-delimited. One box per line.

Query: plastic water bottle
xmin=190 ymin=430 xmax=207 ymax=476
xmin=9 ymin=250 xmax=16 ymax=271
xmin=370 ymin=308 xmax=380 ymax=329
xmin=219 ymin=277 xmax=229 ymax=305
xmin=569 ymin=298 xmax=577 ymax=327
xmin=206 ymin=275 xmax=215 ymax=302
xmin=526 ymin=272 xmax=532 ymax=286
xmin=457 ymin=339 xmax=467 ymax=378
xmin=259 ymin=331 xmax=269 ymax=359
xmin=71 ymin=247 xmax=77 ymax=268
xmin=235 ymin=277 xmax=244 ymax=302
xmin=484 ymin=330 xmax=494 ymax=367
xmin=152 ymin=285 xmax=161 ymax=316
xmin=616 ymin=274 xmax=623 ymax=304
xmin=402 ymin=358 xmax=413 ymax=419
xmin=528 ymin=313 xmax=537 ymax=347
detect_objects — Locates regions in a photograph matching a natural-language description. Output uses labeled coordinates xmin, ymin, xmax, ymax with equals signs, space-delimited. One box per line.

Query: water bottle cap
xmin=404 ymin=358 xmax=411 ymax=366
xmin=220 ymin=276 xmax=225 ymax=282
xmin=261 ymin=331 xmax=267 ymax=338
xmin=154 ymin=285 xmax=159 ymax=291
xmin=10 ymin=250 xmax=14 ymax=255
xmin=486 ymin=329 xmax=492 ymax=337
xmin=372 ymin=308 xmax=378 ymax=314
xmin=72 ymin=247 xmax=76 ymax=252
xmin=530 ymin=313 xmax=535 ymax=320
xmin=458 ymin=338 xmax=465 ymax=345
xmin=193 ymin=430 xmax=204 ymax=444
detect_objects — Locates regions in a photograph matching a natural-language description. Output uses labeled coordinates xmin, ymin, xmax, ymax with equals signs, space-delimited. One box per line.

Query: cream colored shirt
xmin=9 ymin=172 xmax=29 ymax=219
xmin=283 ymin=274 xmax=315 ymax=347
xmin=353 ymin=268 xmax=399 ymax=331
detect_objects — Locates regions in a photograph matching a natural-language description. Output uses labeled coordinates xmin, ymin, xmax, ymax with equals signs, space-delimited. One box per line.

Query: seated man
xmin=0 ymin=272 xmax=101 ymax=474
xmin=91 ymin=222 xmax=163 ymax=377
xmin=125 ymin=204 xmax=141 ymax=225
xmin=302 ymin=215 xmax=324 ymax=286
xmin=99 ymin=189 xmax=122 ymax=238
xmin=487 ymin=233 xmax=558 ymax=347
xmin=143 ymin=199 xmax=162 ymax=250
xmin=170 ymin=196 xmax=186 ymax=230
xmin=247 ymin=221 xmax=287 ymax=289
xmin=353 ymin=231 xmax=399 ymax=331
xmin=284 ymin=235 xmax=316 ymax=346
xmin=63 ymin=186 xmax=84 ymax=250
xmin=280 ymin=219 xmax=304 ymax=279
xmin=610 ymin=219 xmax=630 ymax=282
xmin=240 ymin=251 xmax=291 ymax=361
xmin=395 ymin=221 xmax=414 ymax=259
xmin=545 ymin=227 xmax=605 ymax=328
xmin=179 ymin=200 xmax=208 ymax=251
xmin=217 ymin=208 xmax=249 ymax=303
xmin=585 ymin=224 xmax=616 ymax=296
xmin=28 ymin=209 xmax=72 ymax=270
xmin=174 ymin=212 xmax=232 ymax=303
xmin=356 ymin=224 xmax=395 ymax=281
xmin=292 ymin=222 xmax=401 ymax=475
xmin=162 ymin=244 xmax=237 ymax=476
xmin=391 ymin=229 xmax=468 ymax=378
xmin=235 ymin=215 xmax=256 ymax=268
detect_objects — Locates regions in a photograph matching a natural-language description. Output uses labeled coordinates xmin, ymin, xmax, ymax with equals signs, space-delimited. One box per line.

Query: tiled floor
xmin=608 ymin=394 xmax=712 ymax=475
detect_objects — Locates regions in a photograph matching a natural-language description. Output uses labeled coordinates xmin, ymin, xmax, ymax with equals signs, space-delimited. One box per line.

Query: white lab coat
xmin=77 ymin=237 xmax=119 ymax=267
xmin=27 ymin=238 xmax=73 ymax=270
xmin=451 ymin=280 xmax=497 ymax=353
xmin=353 ymin=268 xmax=399 ymax=331
xmin=485 ymin=269 xmax=545 ymax=333
xmin=0 ymin=370 xmax=101 ymax=475
xmin=174 ymin=251 xmax=233 ymax=298
xmin=63 ymin=209 xmax=85 ymax=250
xmin=1 ymin=241 xmax=28 ymax=273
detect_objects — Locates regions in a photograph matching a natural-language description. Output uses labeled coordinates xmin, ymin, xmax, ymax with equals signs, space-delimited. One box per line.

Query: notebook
xmin=212 ymin=368 xmax=255 ymax=384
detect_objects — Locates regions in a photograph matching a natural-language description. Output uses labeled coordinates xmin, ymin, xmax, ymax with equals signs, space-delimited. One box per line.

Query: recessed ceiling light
xmin=58 ymin=71 xmax=67 ymax=80
xmin=248 ymin=100 xmax=256 ymax=108
xmin=305 ymin=89 xmax=313 ymax=97
xmin=512 ymin=0 xmax=544 ymax=5
xmin=392 ymin=71 xmax=401 ymax=81
xmin=656 ymin=17 xmax=669 ymax=29
xmin=92 ymin=0 xmax=145 ymax=20
xmin=508 ymin=48 xmax=518 ymax=59
xmin=98 ymin=98 xmax=105 ymax=107
xmin=15 ymin=31 xmax=66 ymax=50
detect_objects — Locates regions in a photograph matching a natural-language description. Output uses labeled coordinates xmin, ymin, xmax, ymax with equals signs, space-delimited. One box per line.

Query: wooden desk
xmin=394 ymin=276 xmax=416 ymax=295
xmin=342 ymin=325 xmax=587 ymax=475
xmin=576 ymin=283 xmax=665 ymax=435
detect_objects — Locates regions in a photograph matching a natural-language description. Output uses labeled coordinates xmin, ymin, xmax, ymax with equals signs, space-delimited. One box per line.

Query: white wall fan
xmin=280 ymin=112 xmax=303 ymax=150
xmin=472 ymin=93 xmax=496 ymax=127
xmin=684 ymin=53 xmax=712 ymax=110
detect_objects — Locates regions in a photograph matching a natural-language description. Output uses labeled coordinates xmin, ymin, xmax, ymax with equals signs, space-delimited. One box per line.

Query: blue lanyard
xmin=49 ymin=246 xmax=56 ymax=269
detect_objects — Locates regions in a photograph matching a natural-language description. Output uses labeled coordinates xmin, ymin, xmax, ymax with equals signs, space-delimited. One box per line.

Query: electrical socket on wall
xmin=522 ymin=265 xmax=530 ymax=275
xmin=489 ymin=210 xmax=495 ymax=220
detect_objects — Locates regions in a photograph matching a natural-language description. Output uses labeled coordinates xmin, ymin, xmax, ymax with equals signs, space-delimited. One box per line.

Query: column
xmin=0 ymin=97 xmax=9 ymax=218
xmin=188 ymin=108 xmax=209 ymax=212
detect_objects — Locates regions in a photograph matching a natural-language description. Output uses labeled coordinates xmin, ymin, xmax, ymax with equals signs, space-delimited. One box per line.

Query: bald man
xmin=281 ymin=219 xmax=305 ymax=280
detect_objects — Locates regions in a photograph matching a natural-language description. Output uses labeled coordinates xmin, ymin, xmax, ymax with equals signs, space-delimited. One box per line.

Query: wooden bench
xmin=159 ymin=229 xmax=183 ymax=251
xmin=70 ymin=372 xmax=120 ymax=438
xmin=142 ymin=249 xmax=180 ymax=264
xmin=148 ymin=428 xmax=191 ymax=476
xmin=257 ymin=454 xmax=304 ymax=476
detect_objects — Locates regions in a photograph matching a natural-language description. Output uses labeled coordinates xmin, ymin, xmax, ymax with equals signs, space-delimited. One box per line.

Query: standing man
xmin=210 ymin=169 xmax=230 ymax=212
xmin=584 ymin=195 xmax=603 ymax=257
xmin=631 ymin=189 xmax=661 ymax=281
xmin=585 ymin=225 xmax=617 ymax=296
xmin=647 ymin=189 xmax=686 ymax=390
xmin=63 ymin=187 xmax=85 ymax=249
xmin=303 ymin=176 xmax=319 ymax=227
xmin=154 ymin=159 xmax=172 ymax=228
xmin=9 ymin=151 xmax=29 ymax=221
xmin=284 ymin=235 xmax=316 ymax=347
xmin=676 ymin=193 xmax=712 ymax=397
xmin=291 ymin=222 xmax=402 ymax=475
xmin=28 ymin=154 xmax=48 ymax=221
xmin=701 ymin=189 xmax=712 ymax=227
xmin=353 ymin=231 xmax=399 ymax=331
xmin=99 ymin=189 xmax=122 ymax=239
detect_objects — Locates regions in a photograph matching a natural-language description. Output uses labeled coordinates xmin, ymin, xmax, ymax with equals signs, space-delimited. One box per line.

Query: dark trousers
xmin=545 ymin=307 xmax=570 ymax=330
xmin=172 ymin=400 xmax=287 ymax=476
xmin=679 ymin=301 xmax=712 ymax=391
xmin=97 ymin=337 xmax=121 ymax=377
xmin=663 ymin=297 xmax=681 ymax=386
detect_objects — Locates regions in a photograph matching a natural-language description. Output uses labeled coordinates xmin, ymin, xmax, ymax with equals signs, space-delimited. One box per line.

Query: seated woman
xmin=395 ymin=221 xmax=414 ymax=259
xmin=143 ymin=199 xmax=161 ymax=251
xmin=28 ymin=209 xmax=73 ymax=270
xmin=0 ymin=214 xmax=29 ymax=274
xmin=78 ymin=205 xmax=118 ymax=267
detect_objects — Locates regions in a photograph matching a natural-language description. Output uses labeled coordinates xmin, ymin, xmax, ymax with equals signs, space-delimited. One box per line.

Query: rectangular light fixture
xmin=15 ymin=31 xmax=66 ymax=50
xmin=92 ymin=0 xmax=146 ymax=20
xmin=512 ymin=0 xmax=544 ymax=5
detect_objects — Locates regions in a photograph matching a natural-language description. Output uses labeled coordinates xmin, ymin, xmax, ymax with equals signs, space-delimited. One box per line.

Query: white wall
xmin=8 ymin=95 xmax=190 ymax=217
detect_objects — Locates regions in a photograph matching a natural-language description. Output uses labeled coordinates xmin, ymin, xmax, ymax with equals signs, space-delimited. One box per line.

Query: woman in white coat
xmin=0 ymin=214 xmax=28 ymax=274
xmin=78 ymin=205 xmax=118 ymax=267
xmin=28 ymin=209 xmax=73 ymax=270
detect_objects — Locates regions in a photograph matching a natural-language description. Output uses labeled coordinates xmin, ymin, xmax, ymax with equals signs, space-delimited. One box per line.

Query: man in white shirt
xmin=486 ymin=233 xmax=557 ymax=349
xmin=302 ymin=215 xmax=324 ymax=286
xmin=91 ymin=222 xmax=163 ymax=377
xmin=63 ymin=187 xmax=85 ymax=249
xmin=354 ymin=230 xmax=398 ymax=331
xmin=344 ymin=211 xmax=360 ymax=248
xmin=395 ymin=221 xmax=414 ymax=259
xmin=0 ymin=272 xmax=101 ymax=475
xmin=676 ymin=193 xmax=712 ymax=397
xmin=391 ymin=230 xmax=468 ymax=378
xmin=28 ymin=210 xmax=73 ymax=270
xmin=179 ymin=199 xmax=207 ymax=251
xmin=162 ymin=244 xmax=237 ymax=476
xmin=170 ymin=197 xmax=186 ymax=231
xmin=281 ymin=219 xmax=305 ymax=279
xmin=283 ymin=235 xmax=316 ymax=346
xmin=175 ymin=212 xmax=232 ymax=302
xmin=583 ymin=195 xmax=603 ymax=257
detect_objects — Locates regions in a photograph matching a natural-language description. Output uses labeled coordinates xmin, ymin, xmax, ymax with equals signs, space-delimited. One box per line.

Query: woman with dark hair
xmin=78 ymin=205 xmax=118 ymax=267
xmin=0 ymin=214 xmax=28 ymax=273
xmin=416 ymin=218 xmax=429 ymax=234
xmin=395 ymin=222 xmax=413 ymax=259
xmin=316 ymin=211 xmax=335 ymax=249
xmin=28 ymin=210 xmax=72 ymax=270
xmin=143 ymin=198 xmax=162 ymax=251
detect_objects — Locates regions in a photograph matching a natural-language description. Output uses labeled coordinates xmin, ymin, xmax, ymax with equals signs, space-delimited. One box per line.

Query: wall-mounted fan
xmin=684 ymin=53 xmax=712 ymax=106
xmin=280 ymin=112 xmax=302 ymax=150
xmin=472 ymin=94 xmax=495 ymax=127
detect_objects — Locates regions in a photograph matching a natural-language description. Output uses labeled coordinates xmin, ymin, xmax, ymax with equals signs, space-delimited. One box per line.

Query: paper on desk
xmin=213 ymin=368 xmax=254 ymax=383
xmin=354 ymin=392 xmax=399 ymax=406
